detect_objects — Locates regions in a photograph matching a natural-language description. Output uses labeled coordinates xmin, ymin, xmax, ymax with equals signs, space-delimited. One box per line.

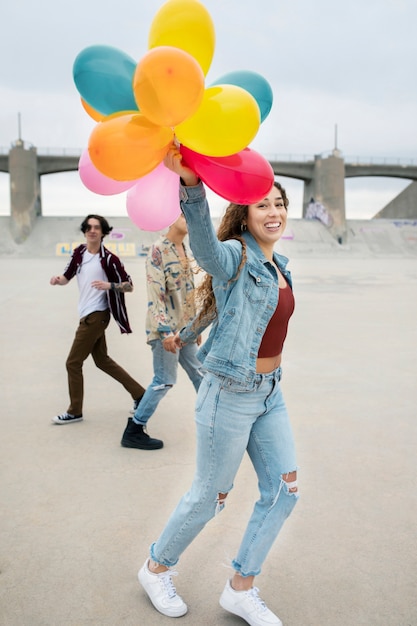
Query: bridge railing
xmin=343 ymin=155 xmax=416 ymax=166
xmin=266 ymin=154 xmax=315 ymax=163
xmin=36 ymin=147 xmax=83 ymax=157
xmin=265 ymin=152 xmax=416 ymax=166
xmin=0 ymin=144 xmax=83 ymax=157
xmin=312 ymin=149 xmax=416 ymax=165
xmin=1 ymin=144 xmax=415 ymax=167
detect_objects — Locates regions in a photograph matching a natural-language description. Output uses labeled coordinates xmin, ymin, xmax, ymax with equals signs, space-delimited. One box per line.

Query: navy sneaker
xmin=52 ymin=412 xmax=83 ymax=425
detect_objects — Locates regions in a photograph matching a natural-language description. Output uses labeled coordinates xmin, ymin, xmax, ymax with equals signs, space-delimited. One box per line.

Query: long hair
xmin=192 ymin=181 xmax=289 ymax=330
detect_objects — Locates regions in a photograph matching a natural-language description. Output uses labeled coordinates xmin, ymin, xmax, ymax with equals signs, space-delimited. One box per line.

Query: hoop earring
xmin=241 ymin=223 xmax=247 ymax=232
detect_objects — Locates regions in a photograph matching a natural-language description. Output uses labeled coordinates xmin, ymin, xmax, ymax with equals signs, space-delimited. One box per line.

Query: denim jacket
xmin=178 ymin=183 xmax=293 ymax=388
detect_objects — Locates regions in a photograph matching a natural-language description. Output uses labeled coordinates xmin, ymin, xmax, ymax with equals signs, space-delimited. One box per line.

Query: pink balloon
xmin=78 ymin=149 xmax=136 ymax=195
xmin=180 ymin=145 xmax=274 ymax=204
xmin=126 ymin=161 xmax=181 ymax=231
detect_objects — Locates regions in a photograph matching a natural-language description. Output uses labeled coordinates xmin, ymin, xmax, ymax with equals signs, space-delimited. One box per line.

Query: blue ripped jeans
xmin=150 ymin=367 xmax=298 ymax=577
xmin=134 ymin=339 xmax=203 ymax=426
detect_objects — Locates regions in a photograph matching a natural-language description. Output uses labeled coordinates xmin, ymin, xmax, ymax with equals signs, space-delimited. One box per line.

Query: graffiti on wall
xmin=305 ymin=198 xmax=333 ymax=227
xmin=55 ymin=226 xmax=151 ymax=257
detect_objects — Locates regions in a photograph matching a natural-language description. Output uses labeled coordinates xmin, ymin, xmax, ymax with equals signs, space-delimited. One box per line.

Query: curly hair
xmin=192 ymin=181 xmax=288 ymax=330
xmin=80 ymin=214 xmax=113 ymax=238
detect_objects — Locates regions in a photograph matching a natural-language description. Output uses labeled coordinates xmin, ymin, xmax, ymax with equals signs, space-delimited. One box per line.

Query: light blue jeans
xmin=134 ymin=339 xmax=203 ymax=426
xmin=150 ymin=367 xmax=298 ymax=577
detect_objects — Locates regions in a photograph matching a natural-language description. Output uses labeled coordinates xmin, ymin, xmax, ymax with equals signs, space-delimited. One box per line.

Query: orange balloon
xmin=133 ymin=46 xmax=204 ymax=127
xmin=88 ymin=112 xmax=174 ymax=181
xmin=81 ymin=98 xmax=104 ymax=122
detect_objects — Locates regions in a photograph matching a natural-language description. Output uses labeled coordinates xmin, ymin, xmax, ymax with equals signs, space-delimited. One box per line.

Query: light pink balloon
xmin=126 ymin=161 xmax=181 ymax=231
xmin=78 ymin=149 xmax=136 ymax=195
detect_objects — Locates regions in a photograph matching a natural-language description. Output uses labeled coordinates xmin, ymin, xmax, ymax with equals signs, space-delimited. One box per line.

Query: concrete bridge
xmin=269 ymin=151 xmax=417 ymax=242
xmin=1 ymin=140 xmax=417 ymax=244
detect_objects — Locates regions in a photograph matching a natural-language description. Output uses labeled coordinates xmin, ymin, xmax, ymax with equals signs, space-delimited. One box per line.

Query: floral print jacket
xmin=145 ymin=236 xmax=199 ymax=343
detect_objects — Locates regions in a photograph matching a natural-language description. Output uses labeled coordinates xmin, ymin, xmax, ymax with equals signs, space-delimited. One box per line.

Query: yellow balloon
xmin=133 ymin=46 xmax=204 ymax=127
xmin=148 ymin=0 xmax=215 ymax=76
xmin=175 ymin=85 xmax=261 ymax=157
xmin=88 ymin=112 xmax=174 ymax=181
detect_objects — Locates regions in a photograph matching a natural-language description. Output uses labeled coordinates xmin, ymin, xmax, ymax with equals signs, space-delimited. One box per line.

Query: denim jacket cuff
xmin=179 ymin=181 xmax=206 ymax=204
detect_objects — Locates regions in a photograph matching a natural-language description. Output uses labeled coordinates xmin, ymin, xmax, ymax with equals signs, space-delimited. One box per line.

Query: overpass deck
xmin=1 ymin=148 xmax=417 ymax=181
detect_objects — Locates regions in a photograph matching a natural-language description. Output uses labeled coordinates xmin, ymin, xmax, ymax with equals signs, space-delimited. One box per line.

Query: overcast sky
xmin=0 ymin=0 xmax=415 ymax=220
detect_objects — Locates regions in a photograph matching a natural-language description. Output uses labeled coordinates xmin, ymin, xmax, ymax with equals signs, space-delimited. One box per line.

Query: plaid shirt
xmin=145 ymin=236 xmax=199 ymax=342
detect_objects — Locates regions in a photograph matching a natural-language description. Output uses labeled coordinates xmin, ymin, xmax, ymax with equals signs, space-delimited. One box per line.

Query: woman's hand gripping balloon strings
xmin=164 ymin=143 xmax=199 ymax=187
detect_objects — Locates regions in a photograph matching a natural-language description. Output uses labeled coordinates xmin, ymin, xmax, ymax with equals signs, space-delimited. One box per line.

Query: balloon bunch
xmin=73 ymin=0 xmax=274 ymax=231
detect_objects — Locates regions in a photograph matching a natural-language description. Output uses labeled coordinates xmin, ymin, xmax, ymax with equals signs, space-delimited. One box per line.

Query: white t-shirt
xmin=76 ymin=251 xmax=108 ymax=318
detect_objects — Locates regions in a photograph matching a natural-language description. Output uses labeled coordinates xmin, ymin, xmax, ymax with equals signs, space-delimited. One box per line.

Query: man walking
xmin=50 ymin=214 xmax=152 ymax=439
xmin=121 ymin=214 xmax=203 ymax=450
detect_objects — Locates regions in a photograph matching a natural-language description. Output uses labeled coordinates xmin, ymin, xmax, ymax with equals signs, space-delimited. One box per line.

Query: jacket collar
xmin=242 ymin=231 xmax=289 ymax=271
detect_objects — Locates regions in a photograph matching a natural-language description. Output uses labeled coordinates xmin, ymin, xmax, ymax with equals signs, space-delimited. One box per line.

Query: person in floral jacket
xmin=121 ymin=214 xmax=203 ymax=450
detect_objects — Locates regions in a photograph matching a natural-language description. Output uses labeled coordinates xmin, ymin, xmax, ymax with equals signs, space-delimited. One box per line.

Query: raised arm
xmin=163 ymin=145 xmax=242 ymax=281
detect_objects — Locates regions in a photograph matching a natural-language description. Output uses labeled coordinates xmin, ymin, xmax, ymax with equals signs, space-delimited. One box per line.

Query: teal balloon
xmin=73 ymin=45 xmax=138 ymax=116
xmin=210 ymin=70 xmax=273 ymax=123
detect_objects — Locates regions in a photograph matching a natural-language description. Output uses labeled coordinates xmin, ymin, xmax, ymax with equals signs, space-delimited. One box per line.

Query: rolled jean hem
xmin=149 ymin=542 xmax=180 ymax=569
xmin=230 ymin=560 xmax=260 ymax=578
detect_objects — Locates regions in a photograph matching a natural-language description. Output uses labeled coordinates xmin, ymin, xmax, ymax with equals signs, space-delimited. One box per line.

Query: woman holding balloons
xmin=73 ymin=1 xmax=295 ymax=619
xmin=138 ymin=144 xmax=299 ymax=626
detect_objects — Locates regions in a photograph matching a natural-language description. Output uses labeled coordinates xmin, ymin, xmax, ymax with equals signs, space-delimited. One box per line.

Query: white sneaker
xmin=52 ymin=412 xmax=83 ymax=425
xmin=220 ymin=579 xmax=283 ymax=626
xmin=138 ymin=559 xmax=188 ymax=618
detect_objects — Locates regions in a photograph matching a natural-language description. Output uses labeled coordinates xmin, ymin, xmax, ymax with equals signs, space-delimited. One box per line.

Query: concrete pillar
xmin=9 ymin=141 xmax=41 ymax=243
xmin=303 ymin=151 xmax=346 ymax=243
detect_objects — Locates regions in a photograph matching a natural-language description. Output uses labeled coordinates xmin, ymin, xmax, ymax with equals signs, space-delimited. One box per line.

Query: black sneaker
xmin=121 ymin=418 xmax=163 ymax=450
xmin=52 ymin=412 xmax=83 ymax=425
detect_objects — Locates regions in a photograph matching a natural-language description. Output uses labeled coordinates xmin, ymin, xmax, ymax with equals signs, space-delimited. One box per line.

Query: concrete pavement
xmin=0 ymin=249 xmax=416 ymax=625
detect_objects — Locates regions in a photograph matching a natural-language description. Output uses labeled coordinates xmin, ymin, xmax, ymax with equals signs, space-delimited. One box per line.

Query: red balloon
xmin=180 ymin=145 xmax=274 ymax=204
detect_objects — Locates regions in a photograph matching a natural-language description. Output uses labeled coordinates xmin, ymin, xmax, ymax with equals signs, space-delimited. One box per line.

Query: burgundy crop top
xmin=257 ymin=285 xmax=295 ymax=358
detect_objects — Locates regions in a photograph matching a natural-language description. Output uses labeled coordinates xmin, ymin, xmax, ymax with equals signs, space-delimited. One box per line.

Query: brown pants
xmin=66 ymin=310 xmax=144 ymax=415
